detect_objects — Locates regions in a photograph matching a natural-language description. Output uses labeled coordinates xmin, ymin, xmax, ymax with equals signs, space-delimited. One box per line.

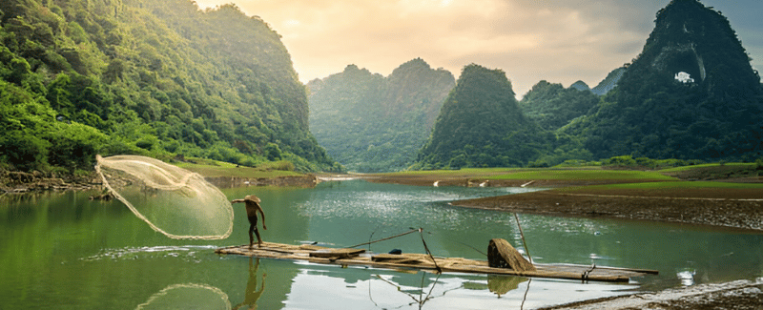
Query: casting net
xmin=95 ymin=155 xmax=234 ymax=240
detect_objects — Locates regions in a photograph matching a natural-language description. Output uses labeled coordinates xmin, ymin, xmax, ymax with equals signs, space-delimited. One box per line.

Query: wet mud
xmin=453 ymin=190 xmax=763 ymax=231
xmin=539 ymin=279 xmax=763 ymax=310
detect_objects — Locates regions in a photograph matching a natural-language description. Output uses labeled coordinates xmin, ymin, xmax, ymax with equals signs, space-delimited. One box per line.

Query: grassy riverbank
xmin=367 ymin=166 xmax=678 ymax=187
xmin=173 ymin=159 xmax=318 ymax=188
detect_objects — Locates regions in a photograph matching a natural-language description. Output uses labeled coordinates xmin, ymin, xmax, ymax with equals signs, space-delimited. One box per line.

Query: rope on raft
xmin=348 ymin=228 xmax=420 ymax=248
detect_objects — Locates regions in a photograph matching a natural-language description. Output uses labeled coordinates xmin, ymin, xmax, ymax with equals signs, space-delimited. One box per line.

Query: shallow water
xmin=1 ymin=180 xmax=761 ymax=309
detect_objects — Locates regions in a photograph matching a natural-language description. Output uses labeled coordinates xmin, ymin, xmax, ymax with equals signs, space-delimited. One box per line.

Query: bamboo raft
xmin=215 ymin=241 xmax=658 ymax=283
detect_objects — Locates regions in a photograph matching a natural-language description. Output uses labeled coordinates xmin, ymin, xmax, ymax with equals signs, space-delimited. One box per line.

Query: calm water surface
xmin=1 ymin=180 xmax=762 ymax=309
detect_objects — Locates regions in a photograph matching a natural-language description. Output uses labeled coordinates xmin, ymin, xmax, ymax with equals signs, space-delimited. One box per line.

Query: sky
xmin=194 ymin=0 xmax=763 ymax=97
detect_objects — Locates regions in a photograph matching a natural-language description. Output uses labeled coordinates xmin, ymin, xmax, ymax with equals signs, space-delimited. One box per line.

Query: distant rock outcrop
xmin=570 ymin=80 xmax=591 ymax=92
xmin=591 ymin=67 xmax=626 ymax=96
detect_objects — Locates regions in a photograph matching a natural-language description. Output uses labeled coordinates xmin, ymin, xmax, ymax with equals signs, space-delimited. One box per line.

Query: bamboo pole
xmin=514 ymin=213 xmax=533 ymax=264
xmin=534 ymin=263 xmax=659 ymax=275
xmin=348 ymin=228 xmax=419 ymax=248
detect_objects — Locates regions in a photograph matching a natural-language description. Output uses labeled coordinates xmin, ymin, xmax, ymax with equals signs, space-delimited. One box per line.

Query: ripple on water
xmin=81 ymin=245 xmax=218 ymax=262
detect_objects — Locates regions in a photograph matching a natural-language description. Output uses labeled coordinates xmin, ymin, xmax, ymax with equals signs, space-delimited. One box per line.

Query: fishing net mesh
xmin=95 ymin=155 xmax=234 ymax=240
xmin=136 ymin=283 xmax=231 ymax=310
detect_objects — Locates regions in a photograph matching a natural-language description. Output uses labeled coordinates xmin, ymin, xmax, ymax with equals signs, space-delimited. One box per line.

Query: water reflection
xmin=232 ymin=258 xmax=267 ymax=310
xmin=676 ymin=268 xmax=697 ymax=286
xmin=487 ymin=275 xmax=528 ymax=297
xmin=371 ymin=273 xmax=445 ymax=309
xmin=284 ymin=262 xmax=635 ymax=310
xmin=136 ymin=283 xmax=231 ymax=310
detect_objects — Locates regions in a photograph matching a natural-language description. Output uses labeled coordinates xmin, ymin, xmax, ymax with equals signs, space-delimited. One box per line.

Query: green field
xmin=486 ymin=170 xmax=677 ymax=181
xmin=659 ymin=163 xmax=756 ymax=173
xmin=376 ymin=167 xmax=524 ymax=177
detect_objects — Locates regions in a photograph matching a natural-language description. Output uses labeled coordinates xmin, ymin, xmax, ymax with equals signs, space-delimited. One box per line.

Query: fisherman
xmin=231 ymin=195 xmax=267 ymax=248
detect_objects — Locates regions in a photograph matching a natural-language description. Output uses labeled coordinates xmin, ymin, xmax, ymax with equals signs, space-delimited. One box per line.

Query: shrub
xmin=0 ymin=131 xmax=50 ymax=171
xmin=603 ymin=155 xmax=637 ymax=167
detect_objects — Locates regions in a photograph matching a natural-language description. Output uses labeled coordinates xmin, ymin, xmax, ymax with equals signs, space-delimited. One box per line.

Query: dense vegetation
xmin=415 ymin=64 xmax=548 ymax=169
xmin=0 ymin=0 xmax=337 ymax=175
xmin=308 ymin=58 xmax=454 ymax=172
xmin=518 ymin=80 xmax=599 ymax=131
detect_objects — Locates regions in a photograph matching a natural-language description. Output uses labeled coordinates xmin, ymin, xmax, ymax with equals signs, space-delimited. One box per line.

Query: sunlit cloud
xmin=194 ymin=0 xmax=763 ymax=96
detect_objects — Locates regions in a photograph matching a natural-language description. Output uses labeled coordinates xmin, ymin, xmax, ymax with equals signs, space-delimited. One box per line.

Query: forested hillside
xmin=308 ymin=58 xmax=454 ymax=172
xmin=563 ymin=0 xmax=763 ymax=161
xmin=0 ymin=0 xmax=337 ymax=174
xmin=415 ymin=64 xmax=548 ymax=169
xmin=519 ymin=80 xmax=599 ymax=131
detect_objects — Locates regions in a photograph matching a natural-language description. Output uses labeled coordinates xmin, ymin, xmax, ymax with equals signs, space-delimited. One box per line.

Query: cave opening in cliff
xmin=665 ymin=51 xmax=703 ymax=84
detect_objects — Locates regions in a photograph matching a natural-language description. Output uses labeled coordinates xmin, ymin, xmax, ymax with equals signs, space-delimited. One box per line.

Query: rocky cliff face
xmin=620 ymin=0 xmax=761 ymax=102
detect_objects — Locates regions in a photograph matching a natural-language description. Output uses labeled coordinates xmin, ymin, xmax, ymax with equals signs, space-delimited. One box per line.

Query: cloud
xmin=194 ymin=0 xmax=762 ymax=95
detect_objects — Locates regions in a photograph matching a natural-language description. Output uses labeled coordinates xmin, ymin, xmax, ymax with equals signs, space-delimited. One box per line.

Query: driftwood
xmin=487 ymin=238 xmax=536 ymax=272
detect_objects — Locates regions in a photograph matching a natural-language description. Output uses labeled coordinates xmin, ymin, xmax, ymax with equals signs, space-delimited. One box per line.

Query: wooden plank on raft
xmin=372 ymin=253 xmax=424 ymax=264
xmin=214 ymin=242 xmax=655 ymax=283
xmin=310 ymin=248 xmax=366 ymax=259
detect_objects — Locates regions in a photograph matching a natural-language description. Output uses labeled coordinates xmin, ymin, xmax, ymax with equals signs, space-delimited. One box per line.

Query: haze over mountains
xmin=307 ymin=59 xmax=454 ymax=172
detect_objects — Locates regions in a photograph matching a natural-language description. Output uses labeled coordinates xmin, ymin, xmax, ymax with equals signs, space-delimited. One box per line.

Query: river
xmin=1 ymin=180 xmax=761 ymax=309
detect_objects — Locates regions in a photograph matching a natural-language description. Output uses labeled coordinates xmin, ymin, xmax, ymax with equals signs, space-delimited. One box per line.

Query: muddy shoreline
xmin=539 ymin=279 xmax=763 ymax=310
xmin=453 ymin=190 xmax=763 ymax=231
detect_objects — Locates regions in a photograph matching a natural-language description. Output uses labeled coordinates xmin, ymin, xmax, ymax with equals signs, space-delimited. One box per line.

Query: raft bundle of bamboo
xmin=215 ymin=242 xmax=657 ymax=283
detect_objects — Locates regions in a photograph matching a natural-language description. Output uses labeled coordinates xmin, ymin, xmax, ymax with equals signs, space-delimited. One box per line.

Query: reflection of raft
xmin=215 ymin=239 xmax=657 ymax=283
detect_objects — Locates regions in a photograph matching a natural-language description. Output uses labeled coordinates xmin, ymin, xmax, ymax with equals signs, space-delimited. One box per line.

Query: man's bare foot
xmin=248 ymin=243 xmax=254 ymax=249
